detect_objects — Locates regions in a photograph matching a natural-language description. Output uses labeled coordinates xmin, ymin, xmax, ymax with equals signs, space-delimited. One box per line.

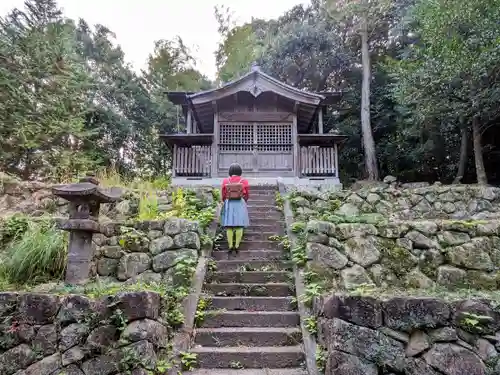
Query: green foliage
xmin=288 ymin=225 xmax=308 ymax=267
xmin=173 ymin=255 xmax=197 ymax=286
xmin=316 ymin=345 xmax=327 ymax=373
xmin=179 ymin=352 xmax=197 ymax=371
xmin=385 ymin=0 xmax=500 ymax=183
xmin=274 ymin=191 xmax=284 ymax=211
xmin=268 ymin=235 xmax=290 ymax=251
xmin=290 ymin=222 xmax=306 ymax=234
xmin=211 ymin=188 xmax=222 ymax=203
xmin=214 ymin=6 xmax=272 ymax=82
xmin=0 ymin=214 xmax=29 ymax=244
xmin=458 ymin=312 xmax=494 ymax=334
xmin=290 ymin=245 xmax=307 ymax=267
xmin=164 ymin=188 xmax=217 ymax=230
xmin=1 ymin=219 xmax=67 ymax=284
xmin=300 ymin=282 xmax=325 ymax=308
xmin=304 ymin=316 xmax=318 ymax=335
xmin=137 ymin=192 xmax=159 ymax=221
xmin=95 ymin=169 xmax=170 ymax=191
xmin=0 ymin=1 xmax=213 ymax=181
xmin=194 ymin=297 xmax=212 ymax=327
xmin=0 ymin=0 xmax=96 ymax=179
xmin=118 ymin=227 xmax=150 ymax=251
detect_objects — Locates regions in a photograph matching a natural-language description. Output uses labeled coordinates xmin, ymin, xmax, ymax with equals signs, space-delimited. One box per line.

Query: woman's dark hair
xmin=228 ymin=163 xmax=243 ymax=176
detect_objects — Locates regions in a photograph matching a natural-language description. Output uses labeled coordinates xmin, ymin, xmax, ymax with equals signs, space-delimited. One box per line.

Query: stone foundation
xmin=314 ymin=293 xmax=500 ymax=375
xmin=0 ymin=291 xmax=172 ymax=375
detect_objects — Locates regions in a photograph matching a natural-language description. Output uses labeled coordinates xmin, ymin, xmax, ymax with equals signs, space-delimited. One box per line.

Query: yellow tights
xmin=226 ymin=228 xmax=243 ymax=249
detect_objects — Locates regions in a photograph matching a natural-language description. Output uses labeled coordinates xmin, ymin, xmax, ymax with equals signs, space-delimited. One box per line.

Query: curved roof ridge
xmin=187 ymin=66 xmax=325 ymax=105
xmin=187 ymin=69 xmax=255 ymax=100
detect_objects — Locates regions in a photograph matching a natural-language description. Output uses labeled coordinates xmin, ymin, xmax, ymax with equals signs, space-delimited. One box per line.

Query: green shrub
xmin=2 ymin=220 xmax=67 ymax=284
xmin=95 ymin=168 xmax=170 ymax=191
xmin=137 ymin=191 xmax=159 ymax=220
xmin=163 ymin=188 xmax=217 ymax=230
xmin=0 ymin=214 xmax=30 ymax=244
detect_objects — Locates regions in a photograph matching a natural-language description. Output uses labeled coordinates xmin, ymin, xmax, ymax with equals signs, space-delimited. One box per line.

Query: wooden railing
xmin=173 ymin=145 xmax=212 ymax=177
xmin=299 ymin=146 xmax=337 ymax=177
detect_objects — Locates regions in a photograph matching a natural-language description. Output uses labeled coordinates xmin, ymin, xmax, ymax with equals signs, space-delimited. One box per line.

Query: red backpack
xmin=226 ymin=177 xmax=244 ymax=200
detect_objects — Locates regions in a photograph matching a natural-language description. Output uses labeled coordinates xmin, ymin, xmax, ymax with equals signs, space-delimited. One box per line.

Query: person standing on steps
xmin=221 ymin=163 xmax=250 ymax=253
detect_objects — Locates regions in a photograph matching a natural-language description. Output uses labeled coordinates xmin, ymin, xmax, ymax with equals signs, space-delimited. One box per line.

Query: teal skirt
xmin=221 ymin=199 xmax=250 ymax=227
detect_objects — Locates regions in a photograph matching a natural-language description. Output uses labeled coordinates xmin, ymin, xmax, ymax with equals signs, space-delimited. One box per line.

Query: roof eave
xmin=188 ymin=69 xmax=324 ymax=106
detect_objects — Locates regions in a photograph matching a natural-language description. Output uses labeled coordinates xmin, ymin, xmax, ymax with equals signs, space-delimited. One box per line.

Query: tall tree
xmin=325 ymin=0 xmax=394 ymax=180
xmin=259 ymin=3 xmax=351 ymax=91
xmin=0 ymin=0 xmax=93 ymax=179
xmin=214 ymin=5 xmax=273 ymax=83
xmin=388 ymin=0 xmax=500 ymax=185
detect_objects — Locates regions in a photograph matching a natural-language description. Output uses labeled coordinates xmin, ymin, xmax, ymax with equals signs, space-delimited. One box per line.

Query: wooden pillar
xmin=253 ymin=122 xmax=258 ymax=172
xmin=211 ymin=101 xmax=219 ymax=178
xmin=334 ymin=143 xmax=339 ymax=178
xmin=172 ymin=144 xmax=177 ymax=177
xmin=186 ymin=108 xmax=192 ymax=134
xmin=293 ymin=101 xmax=299 ymax=177
xmin=318 ymin=107 xmax=323 ymax=134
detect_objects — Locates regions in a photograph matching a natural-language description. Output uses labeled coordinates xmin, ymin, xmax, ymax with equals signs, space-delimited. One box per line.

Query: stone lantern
xmin=52 ymin=175 xmax=122 ymax=284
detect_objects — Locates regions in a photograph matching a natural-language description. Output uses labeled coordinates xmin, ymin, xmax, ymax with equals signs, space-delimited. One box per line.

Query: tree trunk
xmin=472 ymin=116 xmax=487 ymax=185
xmin=453 ymin=127 xmax=468 ymax=184
xmin=360 ymin=16 xmax=379 ymax=180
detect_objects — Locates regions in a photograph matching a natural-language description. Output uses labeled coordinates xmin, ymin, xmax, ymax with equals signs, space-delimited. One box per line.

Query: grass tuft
xmin=1 ymin=219 xmax=67 ymax=285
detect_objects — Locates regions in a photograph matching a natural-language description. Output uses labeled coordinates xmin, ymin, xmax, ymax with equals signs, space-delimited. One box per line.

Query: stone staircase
xmin=188 ymin=186 xmax=307 ymax=374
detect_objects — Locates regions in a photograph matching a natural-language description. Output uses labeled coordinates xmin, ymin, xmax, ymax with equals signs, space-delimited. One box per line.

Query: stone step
xmin=246 ymin=201 xmax=277 ymax=205
xmin=218 ymin=240 xmax=280 ymax=251
xmin=246 ymin=225 xmax=285 ymax=232
xmin=248 ymin=219 xmax=285 ymax=226
xmin=210 ymin=271 xmax=290 ymax=284
xmin=194 ymin=327 xmax=302 ymax=347
xmin=241 ymin=232 xmax=279 ymax=241
xmin=190 ymin=346 xmax=304 ymax=368
xmin=186 ymin=369 xmax=307 ymax=375
xmin=248 ymin=212 xmax=282 ymax=220
xmin=249 ymin=186 xmax=278 ymax=190
xmin=204 ymin=283 xmax=293 ymax=297
xmin=209 ymin=296 xmax=295 ymax=311
xmin=249 ymin=191 xmax=276 ymax=196
xmin=246 ymin=204 xmax=279 ymax=210
xmin=248 ymin=212 xmax=282 ymax=219
xmin=200 ymin=310 xmax=300 ymax=328
xmin=215 ymin=260 xmax=291 ymax=272
xmin=212 ymin=250 xmax=283 ymax=261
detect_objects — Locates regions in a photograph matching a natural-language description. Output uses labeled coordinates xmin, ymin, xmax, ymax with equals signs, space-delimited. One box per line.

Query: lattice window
xmin=219 ymin=123 xmax=253 ymax=151
xmin=257 ymin=124 xmax=292 ymax=152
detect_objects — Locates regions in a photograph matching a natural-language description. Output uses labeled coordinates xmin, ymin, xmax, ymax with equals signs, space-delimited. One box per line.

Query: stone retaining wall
xmin=291 ymin=184 xmax=500 ymax=221
xmin=0 ymin=175 xmax=214 ymax=221
xmin=93 ymin=218 xmax=201 ymax=284
xmin=306 ymin=219 xmax=500 ymax=291
xmin=314 ymin=294 xmax=500 ymax=375
xmin=0 ymin=291 xmax=171 ymax=375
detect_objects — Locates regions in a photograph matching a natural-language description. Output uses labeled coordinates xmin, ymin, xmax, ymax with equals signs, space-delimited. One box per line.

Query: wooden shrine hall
xmin=161 ymin=64 xmax=347 ymax=186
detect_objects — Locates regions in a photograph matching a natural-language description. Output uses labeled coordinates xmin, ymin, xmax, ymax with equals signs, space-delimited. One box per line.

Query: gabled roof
xmin=187 ymin=64 xmax=325 ymax=106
